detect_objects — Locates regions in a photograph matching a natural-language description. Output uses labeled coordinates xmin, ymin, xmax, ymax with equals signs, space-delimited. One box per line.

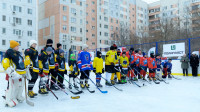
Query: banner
xmin=148 ymin=47 xmax=156 ymax=57
xmin=163 ymin=43 xmax=185 ymax=57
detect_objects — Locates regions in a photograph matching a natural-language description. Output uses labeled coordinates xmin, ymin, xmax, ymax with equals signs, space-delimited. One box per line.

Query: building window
xmin=28 ymin=0 xmax=32 ymax=3
xmin=27 ymin=31 xmax=32 ymax=36
xmin=80 ymin=2 xmax=82 ymax=6
xmin=71 ymin=27 xmax=76 ymax=32
xmin=71 ymin=0 xmax=76 ymax=4
xmin=92 ymin=34 xmax=95 ymax=37
xmin=13 ymin=17 xmax=22 ymax=25
xmin=92 ymin=42 xmax=95 ymax=45
xmin=71 ymin=17 xmax=76 ymax=23
xmin=86 ymin=21 xmax=88 ymax=24
xmin=2 ymin=40 xmax=6 ymax=45
xmin=63 ymin=16 xmax=67 ymax=21
xmin=28 ymin=20 xmax=32 ymax=26
xmin=80 ymin=10 xmax=83 ymax=15
xmin=2 ymin=3 xmax=6 ymax=9
xmin=63 ymin=6 xmax=67 ymax=11
xmin=86 ymin=38 xmax=88 ymax=41
xmin=71 ymin=8 xmax=76 ymax=14
xmin=63 ymin=25 xmax=67 ymax=31
xmin=28 ymin=8 xmax=32 ymax=14
xmin=2 ymin=28 xmax=6 ymax=34
xmin=92 ymin=9 xmax=95 ymax=13
xmin=116 ymin=20 xmax=118 ymax=24
xmin=71 ymin=45 xmax=76 ymax=50
xmin=27 ymin=42 xmax=29 ymax=47
xmin=111 ymin=18 xmax=113 ymax=23
xmin=104 ymin=25 xmax=108 ymax=29
xmin=80 ymin=19 xmax=83 ymax=24
xmin=100 ymin=40 xmax=101 ymax=43
xmin=105 ymin=40 xmax=108 ymax=45
xmin=111 ymin=26 xmax=113 ymax=31
xmin=104 ymin=17 xmax=108 ymax=22
xmin=100 ymin=32 xmax=101 ymax=36
xmin=80 ymin=28 xmax=82 ymax=33
xmin=104 ymin=32 xmax=108 ymax=37
xmin=92 ymin=18 xmax=95 ymax=21
xmin=92 ymin=1 xmax=95 ymax=4
xmin=92 ymin=26 xmax=95 ymax=30
xmin=13 ymin=5 xmax=22 ymax=12
xmin=13 ymin=29 xmax=22 ymax=36
xmin=2 ymin=15 xmax=6 ymax=21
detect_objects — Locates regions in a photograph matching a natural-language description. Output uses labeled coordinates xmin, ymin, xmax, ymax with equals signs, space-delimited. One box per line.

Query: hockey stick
xmin=101 ymin=76 xmax=123 ymax=91
xmin=128 ymin=67 xmax=147 ymax=86
xmin=82 ymin=71 xmax=108 ymax=94
xmin=46 ymin=75 xmax=80 ymax=99
xmin=51 ymin=73 xmax=83 ymax=95
xmin=171 ymin=74 xmax=182 ymax=80
xmin=45 ymin=84 xmax=58 ymax=100
xmin=24 ymin=77 xmax=34 ymax=106
xmin=75 ymin=76 xmax=95 ymax=93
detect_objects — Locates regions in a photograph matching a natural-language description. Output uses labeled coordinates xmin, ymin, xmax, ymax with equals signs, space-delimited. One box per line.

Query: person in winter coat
xmin=24 ymin=40 xmax=39 ymax=98
xmin=180 ymin=54 xmax=190 ymax=76
xmin=190 ymin=53 xmax=199 ymax=77
xmin=2 ymin=40 xmax=26 ymax=107
xmin=56 ymin=49 xmax=67 ymax=89
xmin=68 ymin=54 xmax=79 ymax=89
xmin=93 ymin=51 xmax=104 ymax=87
xmin=78 ymin=46 xmax=93 ymax=88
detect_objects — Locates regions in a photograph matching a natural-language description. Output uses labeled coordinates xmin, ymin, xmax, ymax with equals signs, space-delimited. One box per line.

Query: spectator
xmin=180 ymin=54 xmax=190 ymax=76
xmin=190 ymin=53 xmax=199 ymax=77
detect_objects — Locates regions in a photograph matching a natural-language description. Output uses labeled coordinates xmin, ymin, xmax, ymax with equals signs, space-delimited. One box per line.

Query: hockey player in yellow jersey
xmin=2 ymin=40 xmax=27 ymax=107
xmin=120 ymin=52 xmax=129 ymax=83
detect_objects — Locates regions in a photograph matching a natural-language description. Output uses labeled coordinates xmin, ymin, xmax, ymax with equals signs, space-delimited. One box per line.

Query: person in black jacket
xmin=190 ymin=53 xmax=199 ymax=77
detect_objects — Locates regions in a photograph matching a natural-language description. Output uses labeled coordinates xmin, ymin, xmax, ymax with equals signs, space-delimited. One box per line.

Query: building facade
xmin=0 ymin=0 xmax=37 ymax=52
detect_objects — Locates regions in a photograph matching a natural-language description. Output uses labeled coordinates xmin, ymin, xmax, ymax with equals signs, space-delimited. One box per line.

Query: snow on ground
xmin=0 ymin=65 xmax=200 ymax=112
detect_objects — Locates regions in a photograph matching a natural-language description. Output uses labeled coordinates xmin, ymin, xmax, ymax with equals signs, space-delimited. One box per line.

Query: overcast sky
xmin=143 ymin=0 xmax=160 ymax=4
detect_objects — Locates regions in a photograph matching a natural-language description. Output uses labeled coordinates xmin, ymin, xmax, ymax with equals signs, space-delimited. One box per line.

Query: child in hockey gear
xmin=140 ymin=54 xmax=148 ymax=80
xmin=135 ymin=49 xmax=143 ymax=79
xmin=105 ymin=46 xmax=116 ymax=86
xmin=68 ymin=54 xmax=79 ymax=89
xmin=114 ymin=49 xmax=123 ymax=84
xmin=24 ymin=40 xmax=39 ymax=98
xmin=41 ymin=39 xmax=59 ymax=91
xmin=2 ymin=40 xmax=26 ymax=107
xmin=56 ymin=49 xmax=67 ymax=89
xmin=55 ymin=43 xmax=62 ymax=72
xmin=38 ymin=47 xmax=53 ymax=94
xmin=148 ymin=53 xmax=157 ymax=81
xmin=155 ymin=54 xmax=162 ymax=80
xmin=129 ymin=50 xmax=139 ymax=81
xmin=162 ymin=57 xmax=168 ymax=78
xmin=162 ymin=59 xmax=172 ymax=79
xmin=93 ymin=51 xmax=104 ymax=87
xmin=120 ymin=52 xmax=129 ymax=83
xmin=78 ymin=46 xmax=93 ymax=88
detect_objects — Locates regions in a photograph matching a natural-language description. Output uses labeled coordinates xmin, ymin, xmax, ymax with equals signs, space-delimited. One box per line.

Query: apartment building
xmin=0 ymin=0 xmax=37 ymax=52
xmin=38 ymin=0 xmax=86 ymax=51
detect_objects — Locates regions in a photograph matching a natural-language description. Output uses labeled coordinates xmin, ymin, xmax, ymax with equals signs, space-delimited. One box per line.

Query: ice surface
xmin=0 ymin=65 xmax=200 ymax=112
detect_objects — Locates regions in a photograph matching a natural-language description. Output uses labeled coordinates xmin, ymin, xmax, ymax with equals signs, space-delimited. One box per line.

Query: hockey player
xmin=24 ymin=40 xmax=39 ymax=98
xmin=140 ymin=54 xmax=148 ymax=80
xmin=55 ymin=43 xmax=62 ymax=73
xmin=148 ymin=53 xmax=157 ymax=81
xmin=105 ymin=46 xmax=116 ymax=86
xmin=56 ymin=49 xmax=67 ymax=89
xmin=135 ymin=49 xmax=143 ymax=79
xmin=162 ymin=59 xmax=172 ymax=79
xmin=78 ymin=46 xmax=93 ymax=88
xmin=129 ymin=50 xmax=140 ymax=81
xmin=68 ymin=54 xmax=79 ymax=89
xmin=93 ymin=51 xmax=104 ymax=87
xmin=2 ymin=40 xmax=26 ymax=107
xmin=155 ymin=54 xmax=162 ymax=80
xmin=38 ymin=47 xmax=53 ymax=94
xmin=120 ymin=52 xmax=129 ymax=83
xmin=41 ymin=39 xmax=58 ymax=90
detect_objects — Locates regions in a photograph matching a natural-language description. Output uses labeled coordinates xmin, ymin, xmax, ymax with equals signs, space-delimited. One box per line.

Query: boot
xmin=50 ymin=84 xmax=59 ymax=91
xmin=85 ymin=80 xmax=90 ymax=88
xmin=111 ymin=80 xmax=115 ymax=85
xmin=80 ymin=80 xmax=85 ymax=89
xmin=16 ymin=80 xmax=25 ymax=103
xmin=69 ymin=84 xmax=72 ymax=89
xmin=38 ymin=88 xmax=48 ymax=94
xmin=28 ymin=91 xmax=35 ymax=98
xmin=168 ymin=74 xmax=172 ymax=79
xmin=105 ymin=81 xmax=112 ymax=86
xmin=73 ymin=78 xmax=79 ymax=89
xmin=162 ymin=75 xmax=167 ymax=79
xmin=149 ymin=77 xmax=152 ymax=81
xmin=96 ymin=82 xmax=103 ymax=87
xmin=59 ymin=83 xmax=65 ymax=89
xmin=118 ymin=80 xmax=124 ymax=84
xmin=153 ymin=77 xmax=157 ymax=81
xmin=133 ymin=77 xmax=138 ymax=81
xmin=74 ymin=83 xmax=79 ymax=89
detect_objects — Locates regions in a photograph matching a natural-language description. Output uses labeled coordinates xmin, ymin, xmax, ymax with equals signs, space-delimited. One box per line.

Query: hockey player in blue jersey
xmin=162 ymin=59 xmax=172 ymax=79
xmin=78 ymin=45 xmax=93 ymax=88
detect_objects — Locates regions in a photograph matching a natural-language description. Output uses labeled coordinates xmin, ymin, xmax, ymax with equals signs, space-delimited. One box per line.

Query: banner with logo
xmin=148 ymin=47 xmax=156 ymax=57
xmin=163 ymin=43 xmax=185 ymax=57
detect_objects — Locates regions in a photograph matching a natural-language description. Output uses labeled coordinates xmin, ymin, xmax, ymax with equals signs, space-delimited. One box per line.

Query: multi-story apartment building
xmin=38 ymin=0 xmax=86 ymax=51
xmin=0 ymin=0 xmax=37 ymax=52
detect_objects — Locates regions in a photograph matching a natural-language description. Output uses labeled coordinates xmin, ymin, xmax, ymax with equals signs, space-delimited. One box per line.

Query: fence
xmin=0 ymin=37 xmax=200 ymax=63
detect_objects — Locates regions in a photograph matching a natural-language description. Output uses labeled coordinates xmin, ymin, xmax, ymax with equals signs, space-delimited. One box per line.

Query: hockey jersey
xmin=148 ymin=57 xmax=157 ymax=69
xmin=78 ymin=51 xmax=93 ymax=71
xmin=105 ymin=50 xmax=117 ymax=65
xmin=164 ymin=62 xmax=172 ymax=71
xmin=140 ymin=57 xmax=148 ymax=67
xmin=41 ymin=47 xmax=56 ymax=69
xmin=156 ymin=58 xmax=162 ymax=70
xmin=93 ymin=57 xmax=103 ymax=73
xmin=56 ymin=55 xmax=66 ymax=72
xmin=24 ymin=47 xmax=39 ymax=73
xmin=38 ymin=51 xmax=49 ymax=73
xmin=120 ymin=56 xmax=129 ymax=70
xmin=130 ymin=53 xmax=140 ymax=66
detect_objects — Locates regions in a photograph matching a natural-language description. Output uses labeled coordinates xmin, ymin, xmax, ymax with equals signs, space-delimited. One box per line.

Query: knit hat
xmin=129 ymin=47 xmax=134 ymax=52
xmin=97 ymin=51 xmax=102 ymax=58
xmin=122 ymin=52 xmax=126 ymax=55
xmin=29 ymin=40 xmax=37 ymax=47
xmin=46 ymin=39 xmax=53 ymax=44
xmin=59 ymin=49 xmax=64 ymax=54
xmin=110 ymin=46 xmax=115 ymax=50
xmin=57 ymin=43 xmax=62 ymax=48
xmin=46 ymin=47 xmax=53 ymax=52
xmin=10 ymin=40 xmax=20 ymax=48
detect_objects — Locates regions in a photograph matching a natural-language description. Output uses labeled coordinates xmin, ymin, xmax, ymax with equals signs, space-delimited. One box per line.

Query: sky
xmin=143 ymin=0 xmax=160 ymax=4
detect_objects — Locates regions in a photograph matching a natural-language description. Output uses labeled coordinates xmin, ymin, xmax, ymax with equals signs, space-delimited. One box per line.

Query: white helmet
xmin=29 ymin=40 xmax=37 ymax=47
